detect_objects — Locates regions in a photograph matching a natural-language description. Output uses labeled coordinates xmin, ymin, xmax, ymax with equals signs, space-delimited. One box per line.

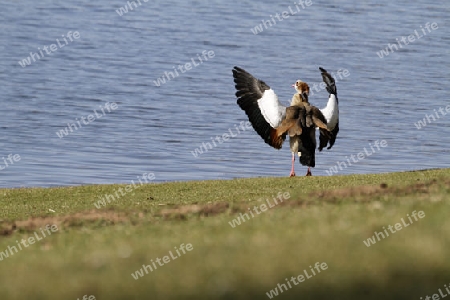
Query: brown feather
xmin=288 ymin=119 xmax=303 ymax=137
xmin=270 ymin=128 xmax=284 ymax=149
xmin=312 ymin=115 xmax=329 ymax=132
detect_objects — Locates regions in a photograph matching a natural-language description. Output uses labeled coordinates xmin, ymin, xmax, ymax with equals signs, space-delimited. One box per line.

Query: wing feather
xmin=318 ymin=67 xmax=340 ymax=151
xmin=233 ymin=66 xmax=287 ymax=149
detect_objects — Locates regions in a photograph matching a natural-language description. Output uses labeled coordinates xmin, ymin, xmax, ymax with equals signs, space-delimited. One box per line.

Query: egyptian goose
xmin=232 ymin=67 xmax=339 ymax=176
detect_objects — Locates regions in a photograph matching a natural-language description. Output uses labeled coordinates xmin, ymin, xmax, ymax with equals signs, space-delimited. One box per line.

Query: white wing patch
xmin=257 ymin=89 xmax=286 ymax=128
xmin=320 ymin=94 xmax=339 ymax=129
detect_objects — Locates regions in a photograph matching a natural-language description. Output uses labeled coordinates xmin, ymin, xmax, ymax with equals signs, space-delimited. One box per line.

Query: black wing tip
xmin=319 ymin=67 xmax=333 ymax=78
xmin=232 ymin=67 xmax=270 ymax=92
xmin=232 ymin=66 xmax=247 ymax=75
xmin=232 ymin=66 xmax=249 ymax=80
xmin=318 ymin=66 xmax=337 ymax=95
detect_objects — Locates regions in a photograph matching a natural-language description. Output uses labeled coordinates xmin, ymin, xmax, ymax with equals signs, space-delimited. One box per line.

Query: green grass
xmin=0 ymin=168 xmax=449 ymax=299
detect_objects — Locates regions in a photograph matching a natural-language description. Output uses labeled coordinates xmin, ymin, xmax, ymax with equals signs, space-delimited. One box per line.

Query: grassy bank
xmin=0 ymin=168 xmax=449 ymax=299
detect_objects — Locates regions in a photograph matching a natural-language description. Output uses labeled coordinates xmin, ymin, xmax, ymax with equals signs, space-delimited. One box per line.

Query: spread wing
xmin=232 ymin=66 xmax=287 ymax=149
xmin=318 ymin=67 xmax=340 ymax=151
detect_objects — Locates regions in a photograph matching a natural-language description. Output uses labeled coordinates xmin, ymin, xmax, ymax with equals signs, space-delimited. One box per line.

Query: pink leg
xmin=306 ymin=167 xmax=312 ymax=176
xmin=289 ymin=153 xmax=296 ymax=177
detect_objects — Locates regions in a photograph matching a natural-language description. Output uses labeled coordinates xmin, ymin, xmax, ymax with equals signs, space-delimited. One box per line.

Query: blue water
xmin=0 ymin=0 xmax=449 ymax=188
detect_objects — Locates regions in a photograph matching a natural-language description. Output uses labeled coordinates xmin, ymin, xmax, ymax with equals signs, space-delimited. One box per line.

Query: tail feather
xmin=298 ymin=126 xmax=316 ymax=167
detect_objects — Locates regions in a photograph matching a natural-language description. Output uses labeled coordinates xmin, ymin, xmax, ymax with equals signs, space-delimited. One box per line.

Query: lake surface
xmin=0 ymin=0 xmax=449 ymax=188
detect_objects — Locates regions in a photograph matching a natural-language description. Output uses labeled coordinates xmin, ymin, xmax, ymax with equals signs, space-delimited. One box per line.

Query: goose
xmin=232 ymin=66 xmax=339 ymax=176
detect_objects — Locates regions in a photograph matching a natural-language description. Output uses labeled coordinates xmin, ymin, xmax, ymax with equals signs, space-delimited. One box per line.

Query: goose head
xmin=292 ymin=80 xmax=310 ymax=102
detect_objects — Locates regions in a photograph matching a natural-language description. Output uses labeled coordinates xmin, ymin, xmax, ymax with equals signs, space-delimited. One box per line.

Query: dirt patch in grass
xmin=311 ymin=178 xmax=447 ymax=204
xmin=158 ymin=178 xmax=448 ymax=218
xmin=0 ymin=210 xmax=129 ymax=236
xmin=1 ymin=178 xmax=448 ymax=237
xmin=274 ymin=178 xmax=448 ymax=209
xmin=158 ymin=202 xmax=230 ymax=219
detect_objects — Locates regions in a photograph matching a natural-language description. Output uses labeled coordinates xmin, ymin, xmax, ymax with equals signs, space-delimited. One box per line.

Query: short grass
xmin=0 ymin=168 xmax=449 ymax=300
